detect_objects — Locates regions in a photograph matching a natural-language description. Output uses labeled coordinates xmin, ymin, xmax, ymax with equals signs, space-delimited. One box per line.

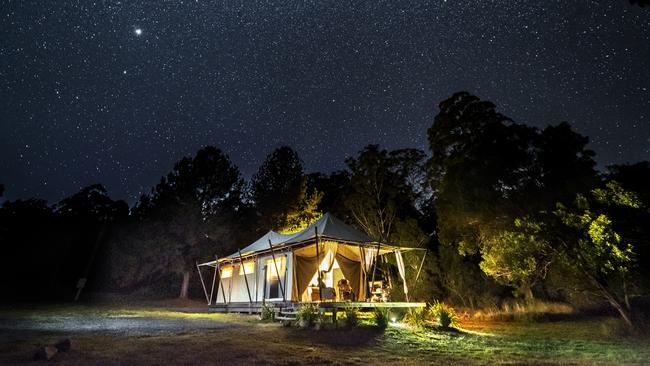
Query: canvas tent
xmin=196 ymin=213 xmax=425 ymax=308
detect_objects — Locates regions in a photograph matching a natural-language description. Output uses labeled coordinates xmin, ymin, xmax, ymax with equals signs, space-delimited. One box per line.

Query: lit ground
xmin=1 ymin=304 xmax=649 ymax=365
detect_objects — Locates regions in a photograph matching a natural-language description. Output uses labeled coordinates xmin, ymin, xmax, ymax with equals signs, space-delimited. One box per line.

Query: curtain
xmin=321 ymin=241 xmax=338 ymax=272
xmin=336 ymin=253 xmax=363 ymax=301
xmin=292 ymin=253 xmax=320 ymax=301
xmin=394 ymin=250 xmax=408 ymax=300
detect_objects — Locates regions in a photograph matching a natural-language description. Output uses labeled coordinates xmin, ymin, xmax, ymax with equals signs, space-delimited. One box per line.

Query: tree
xmin=427 ymin=92 xmax=538 ymax=256
xmin=479 ymin=218 xmax=552 ymax=300
xmin=553 ymin=181 xmax=643 ymax=329
xmin=427 ymin=92 xmax=598 ymax=300
xmin=345 ymin=145 xmax=427 ymax=242
xmin=114 ymin=146 xmax=244 ymax=299
xmin=54 ymin=184 xmax=129 ymax=298
xmin=251 ymin=146 xmax=322 ymax=233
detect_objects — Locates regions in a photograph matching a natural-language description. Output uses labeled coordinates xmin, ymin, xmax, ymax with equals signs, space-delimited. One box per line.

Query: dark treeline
xmin=1 ymin=92 xmax=649 ymax=329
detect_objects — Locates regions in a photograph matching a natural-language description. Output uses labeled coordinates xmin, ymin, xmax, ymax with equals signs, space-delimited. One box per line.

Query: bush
xmin=374 ymin=308 xmax=389 ymax=329
xmin=342 ymin=308 xmax=359 ymax=328
xmin=403 ymin=307 xmax=428 ymax=328
xmin=260 ymin=304 xmax=275 ymax=321
xmin=431 ymin=301 xmax=458 ymax=329
xmin=296 ymin=303 xmax=321 ymax=328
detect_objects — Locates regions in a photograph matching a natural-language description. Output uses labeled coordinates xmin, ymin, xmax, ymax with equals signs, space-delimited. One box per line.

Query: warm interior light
xmin=221 ymin=266 xmax=233 ymax=278
xmin=239 ymin=261 xmax=255 ymax=275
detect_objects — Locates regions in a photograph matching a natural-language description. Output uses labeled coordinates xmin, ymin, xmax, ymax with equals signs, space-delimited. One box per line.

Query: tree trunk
xmin=522 ymin=285 xmax=534 ymax=302
xmin=607 ymin=297 xmax=635 ymax=330
xmin=179 ymin=270 xmax=190 ymax=299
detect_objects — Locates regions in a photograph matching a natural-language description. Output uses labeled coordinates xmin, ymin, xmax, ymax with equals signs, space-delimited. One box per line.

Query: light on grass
xmin=391 ymin=317 xmax=397 ymax=324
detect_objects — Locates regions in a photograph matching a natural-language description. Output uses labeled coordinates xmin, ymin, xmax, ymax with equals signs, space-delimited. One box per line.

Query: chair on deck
xmin=337 ymin=279 xmax=354 ymax=301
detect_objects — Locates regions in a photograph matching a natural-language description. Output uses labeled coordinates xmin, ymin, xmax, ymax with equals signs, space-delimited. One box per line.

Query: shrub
xmin=374 ymin=308 xmax=389 ymax=329
xmin=403 ymin=307 xmax=429 ymax=328
xmin=296 ymin=303 xmax=321 ymax=328
xmin=260 ymin=304 xmax=275 ymax=321
xmin=342 ymin=308 xmax=359 ymax=328
xmin=431 ymin=301 xmax=458 ymax=329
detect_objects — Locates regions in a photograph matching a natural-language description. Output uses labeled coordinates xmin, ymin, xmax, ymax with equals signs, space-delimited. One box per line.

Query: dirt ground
xmin=1 ymin=304 xmax=649 ymax=365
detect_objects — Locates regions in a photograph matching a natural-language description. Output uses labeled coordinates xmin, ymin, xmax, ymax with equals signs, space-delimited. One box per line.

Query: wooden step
xmin=275 ymin=316 xmax=296 ymax=321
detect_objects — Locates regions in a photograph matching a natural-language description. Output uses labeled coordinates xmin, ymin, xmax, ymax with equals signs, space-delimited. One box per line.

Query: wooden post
xmin=238 ymin=249 xmax=253 ymax=303
xmin=196 ymin=261 xmax=210 ymax=304
xmin=268 ymin=240 xmax=285 ymax=300
xmin=315 ymin=227 xmax=322 ymax=301
xmin=413 ymin=250 xmax=428 ymax=288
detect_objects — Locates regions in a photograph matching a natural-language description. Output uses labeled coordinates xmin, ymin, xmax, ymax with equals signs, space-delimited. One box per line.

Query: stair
xmin=275 ymin=306 xmax=299 ymax=322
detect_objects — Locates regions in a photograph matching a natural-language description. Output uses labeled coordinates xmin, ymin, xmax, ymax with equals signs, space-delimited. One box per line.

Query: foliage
xmin=403 ymin=307 xmax=429 ymax=328
xmin=278 ymin=179 xmax=323 ymax=234
xmin=430 ymin=301 xmax=458 ymax=329
xmin=260 ymin=304 xmax=275 ymax=321
xmin=342 ymin=308 xmax=359 ymax=328
xmin=427 ymin=92 xmax=598 ymax=307
xmin=107 ymin=147 xmax=244 ymax=297
xmin=251 ymin=146 xmax=303 ymax=230
xmin=296 ymin=303 xmax=321 ymax=328
xmin=373 ymin=308 xmax=390 ymax=329
xmin=553 ymin=181 xmax=641 ymax=328
xmin=479 ymin=218 xmax=552 ymax=300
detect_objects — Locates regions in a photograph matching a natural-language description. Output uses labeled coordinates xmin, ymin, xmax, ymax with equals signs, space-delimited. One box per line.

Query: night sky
xmin=2 ymin=1 xmax=649 ymax=204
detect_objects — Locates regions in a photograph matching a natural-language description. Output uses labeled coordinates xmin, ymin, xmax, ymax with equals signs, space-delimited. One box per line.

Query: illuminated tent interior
xmin=197 ymin=213 xmax=424 ymax=308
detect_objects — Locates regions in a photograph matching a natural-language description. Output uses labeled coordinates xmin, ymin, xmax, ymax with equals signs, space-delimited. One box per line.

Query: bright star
xmin=134 ymin=28 xmax=142 ymax=36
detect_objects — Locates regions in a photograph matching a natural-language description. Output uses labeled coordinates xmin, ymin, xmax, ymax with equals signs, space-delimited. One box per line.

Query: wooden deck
xmin=209 ymin=301 xmax=425 ymax=314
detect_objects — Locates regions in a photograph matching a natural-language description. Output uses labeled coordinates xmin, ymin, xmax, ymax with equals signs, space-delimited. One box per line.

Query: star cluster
xmin=1 ymin=1 xmax=649 ymax=203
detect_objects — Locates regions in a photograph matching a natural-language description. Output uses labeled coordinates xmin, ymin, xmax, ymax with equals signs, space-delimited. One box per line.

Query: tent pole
xmin=262 ymin=265 xmax=268 ymax=305
xmin=268 ymin=239 xmax=285 ymax=300
xmin=216 ymin=260 xmax=227 ymax=304
xmin=238 ymin=249 xmax=253 ymax=304
xmin=315 ymin=227 xmax=322 ymax=301
xmin=208 ymin=256 xmax=219 ymax=305
xmin=254 ymin=256 xmax=259 ymax=303
xmin=228 ymin=260 xmax=234 ymax=304
xmin=369 ymin=241 xmax=381 ymax=300
xmin=413 ymin=249 xmax=428 ymax=288
xmin=196 ymin=261 xmax=210 ymax=304
xmin=282 ymin=254 xmax=288 ymax=302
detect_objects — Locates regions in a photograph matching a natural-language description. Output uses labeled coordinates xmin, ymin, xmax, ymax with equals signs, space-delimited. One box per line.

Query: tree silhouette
xmin=251 ymin=146 xmax=321 ymax=232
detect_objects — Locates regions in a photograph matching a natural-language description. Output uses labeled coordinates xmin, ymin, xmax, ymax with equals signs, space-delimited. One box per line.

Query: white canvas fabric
xmin=395 ymin=249 xmax=408 ymax=298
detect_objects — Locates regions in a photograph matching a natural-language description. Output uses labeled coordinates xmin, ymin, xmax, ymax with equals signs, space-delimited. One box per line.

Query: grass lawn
xmin=0 ymin=304 xmax=648 ymax=365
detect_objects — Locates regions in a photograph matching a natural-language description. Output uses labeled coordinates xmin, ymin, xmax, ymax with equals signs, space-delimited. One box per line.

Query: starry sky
xmin=1 ymin=1 xmax=649 ymax=204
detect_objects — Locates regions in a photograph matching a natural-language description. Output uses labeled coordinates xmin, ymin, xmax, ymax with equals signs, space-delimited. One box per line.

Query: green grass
xmin=1 ymin=304 xmax=648 ymax=365
xmin=378 ymin=320 xmax=650 ymax=364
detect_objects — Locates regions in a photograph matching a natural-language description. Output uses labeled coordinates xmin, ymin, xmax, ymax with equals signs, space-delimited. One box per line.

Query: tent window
xmin=239 ymin=261 xmax=255 ymax=275
xmin=266 ymin=257 xmax=286 ymax=279
xmin=221 ymin=266 xmax=233 ymax=278
xmin=266 ymin=257 xmax=286 ymax=299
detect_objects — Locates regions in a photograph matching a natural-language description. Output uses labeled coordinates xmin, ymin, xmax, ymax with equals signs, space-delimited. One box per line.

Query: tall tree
xmin=553 ymin=181 xmax=645 ymax=329
xmin=114 ymin=146 xmax=244 ymax=299
xmin=427 ymin=92 xmax=598 ymax=300
xmin=251 ymin=146 xmax=321 ymax=232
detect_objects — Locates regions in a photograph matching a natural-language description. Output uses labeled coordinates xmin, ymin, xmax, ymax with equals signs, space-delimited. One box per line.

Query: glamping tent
xmin=196 ymin=213 xmax=425 ymax=312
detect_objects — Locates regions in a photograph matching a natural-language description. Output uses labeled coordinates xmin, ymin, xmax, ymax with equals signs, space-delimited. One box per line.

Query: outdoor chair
xmin=337 ymin=279 xmax=354 ymax=301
